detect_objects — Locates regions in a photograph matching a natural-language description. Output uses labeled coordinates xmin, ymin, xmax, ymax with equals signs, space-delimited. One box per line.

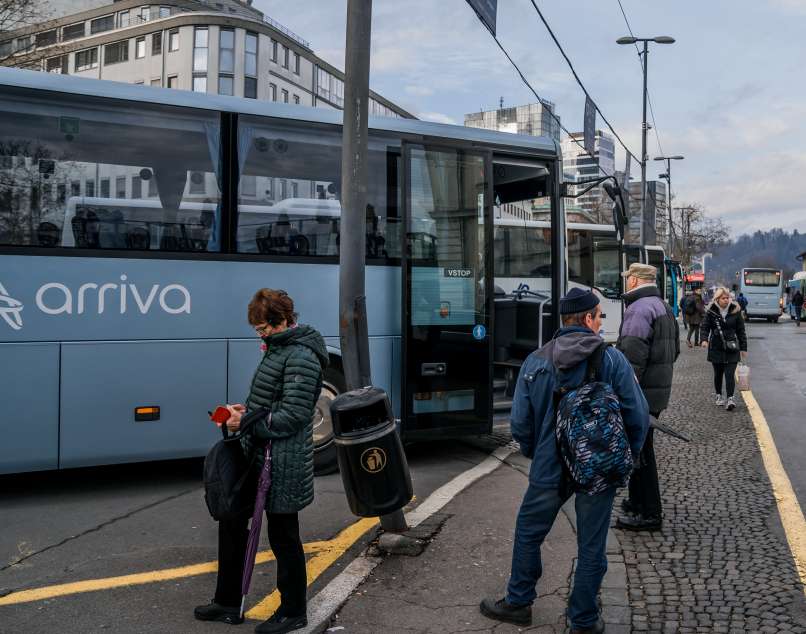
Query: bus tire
xmin=313 ymin=366 xmax=345 ymax=476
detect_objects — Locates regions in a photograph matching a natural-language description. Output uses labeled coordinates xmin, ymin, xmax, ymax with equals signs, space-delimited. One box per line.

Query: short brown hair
xmin=248 ymin=289 xmax=297 ymax=327
xmin=561 ymin=306 xmax=599 ymax=327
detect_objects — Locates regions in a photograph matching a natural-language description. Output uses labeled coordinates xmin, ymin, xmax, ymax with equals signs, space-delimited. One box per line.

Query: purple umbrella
xmin=240 ymin=439 xmax=273 ymax=619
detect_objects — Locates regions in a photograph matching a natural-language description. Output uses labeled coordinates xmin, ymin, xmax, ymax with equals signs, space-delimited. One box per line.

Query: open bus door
xmin=401 ymin=144 xmax=493 ymax=440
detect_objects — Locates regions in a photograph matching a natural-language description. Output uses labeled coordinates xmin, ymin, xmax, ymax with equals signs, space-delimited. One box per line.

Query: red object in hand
xmin=210 ymin=406 xmax=230 ymax=425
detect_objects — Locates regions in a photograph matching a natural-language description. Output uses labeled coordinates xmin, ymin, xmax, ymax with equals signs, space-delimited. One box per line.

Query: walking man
xmin=792 ymin=289 xmax=803 ymax=327
xmin=616 ymin=263 xmax=680 ymax=531
xmin=480 ymin=288 xmax=649 ymax=634
xmin=683 ymin=288 xmax=706 ymax=347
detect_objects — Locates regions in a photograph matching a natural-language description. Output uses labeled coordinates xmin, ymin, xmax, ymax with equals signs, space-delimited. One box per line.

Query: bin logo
xmin=361 ymin=447 xmax=387 ymax=474
xmin=0 ymin=282 xmax=24 ymax=331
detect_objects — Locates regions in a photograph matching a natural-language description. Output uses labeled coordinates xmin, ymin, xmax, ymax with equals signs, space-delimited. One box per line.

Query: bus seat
xmin=37 ymin=221 xmax=60 ymax=247
xmin=125 ymin=227 xmax=150 ymax=250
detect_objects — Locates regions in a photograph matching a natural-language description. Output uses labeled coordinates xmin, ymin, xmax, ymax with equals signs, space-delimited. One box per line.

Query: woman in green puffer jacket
xmin=195 ymin=289 xmax=328 ymax=633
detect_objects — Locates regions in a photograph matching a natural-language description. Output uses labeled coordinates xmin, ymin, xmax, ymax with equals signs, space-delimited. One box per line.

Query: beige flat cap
xmin=621 ymin=262 xmax=657 ymax=280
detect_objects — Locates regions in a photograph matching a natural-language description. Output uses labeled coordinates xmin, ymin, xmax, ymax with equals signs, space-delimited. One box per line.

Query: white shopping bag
xmin=736 ymin=363 xmax=751 ymax=391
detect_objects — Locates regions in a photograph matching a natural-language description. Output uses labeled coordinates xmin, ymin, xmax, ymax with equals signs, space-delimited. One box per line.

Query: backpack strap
xmin=585 ymin=342 xmax=609 ymax=383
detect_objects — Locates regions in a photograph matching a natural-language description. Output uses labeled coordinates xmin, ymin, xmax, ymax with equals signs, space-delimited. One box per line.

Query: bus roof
xmin=0 ymin=67 xmax=558 ymax=158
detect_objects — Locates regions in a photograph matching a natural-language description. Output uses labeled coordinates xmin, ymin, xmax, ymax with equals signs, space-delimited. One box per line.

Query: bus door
xmin=401 ymin=144 xmax=493 ymax=440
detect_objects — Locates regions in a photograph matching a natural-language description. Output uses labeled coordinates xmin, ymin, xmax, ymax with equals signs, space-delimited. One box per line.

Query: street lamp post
xmin=654 ymin=154 xmax=684 ymax=256
xmin=617 ymin=35 xmax=675 ymax=248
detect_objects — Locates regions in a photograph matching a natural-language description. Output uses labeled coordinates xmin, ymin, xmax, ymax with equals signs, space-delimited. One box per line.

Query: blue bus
xmin=0 ymin=68 xmax=568 ymax=475
xmin=738 ymin=268 xmax=783 ymax=322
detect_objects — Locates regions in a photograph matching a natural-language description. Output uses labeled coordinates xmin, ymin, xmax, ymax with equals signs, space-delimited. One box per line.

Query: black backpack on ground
xmin=203 ymin=407 xmax=268 ymax=521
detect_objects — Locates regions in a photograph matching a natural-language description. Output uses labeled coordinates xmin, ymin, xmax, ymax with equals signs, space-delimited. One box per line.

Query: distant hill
xmin=707 ymin=229 xmax=806 ymax=287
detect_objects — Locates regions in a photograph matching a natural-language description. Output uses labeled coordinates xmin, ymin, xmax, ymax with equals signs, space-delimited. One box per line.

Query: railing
xmin=262 ymin=15 xmax=310 ymax=50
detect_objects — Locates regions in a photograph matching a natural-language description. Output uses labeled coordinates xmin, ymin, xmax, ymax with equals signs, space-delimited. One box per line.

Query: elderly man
xmin=616 ymin=263 xmax=680 ymax=531
xmin=480 ymin=288 xmax=649 ymax=634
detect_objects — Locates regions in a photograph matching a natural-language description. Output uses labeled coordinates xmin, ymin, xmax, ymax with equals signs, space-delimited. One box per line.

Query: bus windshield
xmin=744 ymin=270 xmax=781 ymax=287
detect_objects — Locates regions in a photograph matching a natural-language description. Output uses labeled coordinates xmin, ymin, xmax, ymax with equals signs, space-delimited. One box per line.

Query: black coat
xmin=793 ymin=291 xmax=803 ymax=307
xmin=699 ymin=302 xmax=747 ymax=364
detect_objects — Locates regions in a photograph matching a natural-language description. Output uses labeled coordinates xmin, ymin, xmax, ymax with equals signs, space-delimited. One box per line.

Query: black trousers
xmin=214 ymin=510 xmax=307 ymax=617
xmin=713 ymin=362 xmax=738 ymax=398
xmin=627 ymin=426 xmax=662 ymax=519
xmin=686 ymin=323 xmax=700 ymax=345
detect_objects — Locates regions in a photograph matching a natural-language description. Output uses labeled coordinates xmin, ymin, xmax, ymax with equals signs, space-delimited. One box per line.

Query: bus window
xmin=647 ymin=249 xmax=665 ymax=294
xmin=567 ymin=229 xmax=593 ymax=287
xmin=0 ymin=87 xmax=221 ymax=251
xmin=592 ymin=235 xmax=620 ymax=298
xmin=743 ymin=270 xmax=781 ymax=286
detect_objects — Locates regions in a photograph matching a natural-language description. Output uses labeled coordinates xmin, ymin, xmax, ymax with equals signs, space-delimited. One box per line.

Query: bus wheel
xmin=313 ymin=366 xmax=345 ymax=476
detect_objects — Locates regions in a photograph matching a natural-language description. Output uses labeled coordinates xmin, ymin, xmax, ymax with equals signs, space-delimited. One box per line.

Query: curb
xmin=296 ymin=445 xmax=515 ymax=634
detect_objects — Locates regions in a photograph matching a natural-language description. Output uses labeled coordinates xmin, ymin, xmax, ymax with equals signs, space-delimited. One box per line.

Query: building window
xmin=116 ymin=176 xmax=126 ymax=198
xmin=280 ymin=179 xmax=287 ymax=199
xmin=293 ymin=94 xmax=300 ymax=105
xmin=132 ymin=176 xmax=142 ymax=198
xmin=291 ymin=182 xmax=298 ymax=198
xmin=193 ymin=27 xmax=208 ymax=72
xmin=269 ymin=83 xmax=276 ymax=101
xmin=150 ymin=77 xmax=161 ymax=86
xmin=281 ymin=89 xmax=288 ymax=103
xmin=0 ymin=41 xmax=11 ymax=58
xmin=245 ymin=31 xmax=257 ymax=76
xmin=193 ymin=76 xmax=207 ymax=92
xmin=283 ymin=46 xmax=289 ymax=69
xmin=118 ymin=11 xmax=130 ymax=28
xmin=152 ymin=32 xmax=162 ymax=55
xmin=159 ymin=6 xmax=171 ymax=18
xmin=244 ymin=77 xmax=257 ymax=99
xmin=70 ymin=181 xmax=81 ymax=197
xmin=62 ymin=22 xmax=85 ymax=42
xmin=148 ymin=176 xmax=158 ymax=197
xmin=57 ymin=183 xmax=66 ymax=204
xmin=168 ymin=29 xmax=179 ymax=52
xmin=90 ymin=15 xmax=115 ymax=35
xmin=135 ymin=37 xmax=146 ymax=59
xmin=140 ymin=7 xmax=151 ymax=22
xmin=86 ymin=179 xmax=95 ymax=197
xmin=271 ymin=39 xmax=277 ymax=62
xmin=219 ymin=28 xmax=234 ymax=74
xmin=46 ymin=56 xmax=66 ymax=73
xmin=100 ymin=178 xmax=110 ymax=198
xmin=104 ymin=40 xmax=129 ymax=65
xmin=75 ymin=47 xmax=98 ymax=71
xmin=218 ymin=75 xmax=233 ymax=96
xmin=241 ymin=175 xmax=256 ymax=197
xmin=294 ymin=52 xmax=300 ymax=75
xmin=167 ymin=75 xmax=178 ymax=88
xmin=36 ymin=30 xmax=57 ymax=48
xmin=15 ymin=36 xmax=32 ymax=53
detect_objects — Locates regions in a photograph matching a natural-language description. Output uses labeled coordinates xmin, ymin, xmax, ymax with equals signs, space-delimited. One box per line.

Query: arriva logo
xmin=0 ymin=282 xmax=24 ymax=330
xmin=0 ymin=276 xmax=191 ymax=330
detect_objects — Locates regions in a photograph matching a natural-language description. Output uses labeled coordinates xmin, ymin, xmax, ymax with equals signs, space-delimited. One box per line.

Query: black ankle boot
xmin=194 ymin=600 xmax=244 ymax=625
xmin=479 ymin=597 xmax=532 ymax=626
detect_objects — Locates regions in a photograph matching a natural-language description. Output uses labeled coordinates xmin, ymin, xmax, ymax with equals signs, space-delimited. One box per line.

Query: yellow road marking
xmin=0 ymin=539 xmax=333 ymax=607
xmin=245 ymin=517 xmax=379 ymax=620
xmin=742 ymin=389 xmax=806 ymax=596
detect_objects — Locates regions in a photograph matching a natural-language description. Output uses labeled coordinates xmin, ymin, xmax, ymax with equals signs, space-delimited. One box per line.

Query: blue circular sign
xmin=473 ymin=324 xmax=486 ymax=340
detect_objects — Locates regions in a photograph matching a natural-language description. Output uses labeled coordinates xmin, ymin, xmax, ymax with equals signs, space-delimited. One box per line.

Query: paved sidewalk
xmin=327 ymin=341 xmax=806 ymax=634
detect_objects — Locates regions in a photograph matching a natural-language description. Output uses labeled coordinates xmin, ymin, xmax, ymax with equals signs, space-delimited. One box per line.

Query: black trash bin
xmin=331 ymin=386 xmax=413 ymax=517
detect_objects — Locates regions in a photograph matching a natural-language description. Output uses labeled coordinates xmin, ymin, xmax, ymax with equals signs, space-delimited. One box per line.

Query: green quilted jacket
xmin=240 ymin=324 xmax=328 ymax=513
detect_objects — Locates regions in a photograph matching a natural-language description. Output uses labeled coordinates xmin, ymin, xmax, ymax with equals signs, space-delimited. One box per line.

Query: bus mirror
xmin=603 ymin=182 xmax=628 ymax=240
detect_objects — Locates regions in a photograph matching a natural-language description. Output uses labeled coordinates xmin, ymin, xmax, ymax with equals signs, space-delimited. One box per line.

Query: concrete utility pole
xmin=338 ymin=0 xmax=408 ymax=533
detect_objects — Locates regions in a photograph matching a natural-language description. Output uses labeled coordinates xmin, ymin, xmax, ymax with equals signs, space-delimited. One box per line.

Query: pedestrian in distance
xmin=195 ymin=289 xmax=328 ymax=634
xmin=700 ymin=286 xmax=748 ymax=411
xmin=737 ymin=292 xmax=749 ymax=320
xmin=792 ymin=289 xmax=803 ymax=327
xmin=683 ymin=288 xmax=706 ymax=348
xmin=480 ymin=288 xmax=649 ymax=634
xmin=615 ymin=263 xmax=680 ymax=533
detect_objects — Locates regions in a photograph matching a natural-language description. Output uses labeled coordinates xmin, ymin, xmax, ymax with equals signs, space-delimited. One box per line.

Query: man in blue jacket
xmin=480 ymin=288 xmax=649 ymax=634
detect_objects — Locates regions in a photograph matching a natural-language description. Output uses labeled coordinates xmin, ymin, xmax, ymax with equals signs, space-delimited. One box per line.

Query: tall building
xmin=464 ymin=101 xmax=561 ymax=142
xmin=0 ymin=0 xmax=411 ymax=118
xmin=560 ymin=130 xmax=615 ymax=224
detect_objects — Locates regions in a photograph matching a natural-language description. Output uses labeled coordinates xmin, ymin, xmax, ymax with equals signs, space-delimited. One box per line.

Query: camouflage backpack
xmin=553 ymin=343 xmax=634 ymax=495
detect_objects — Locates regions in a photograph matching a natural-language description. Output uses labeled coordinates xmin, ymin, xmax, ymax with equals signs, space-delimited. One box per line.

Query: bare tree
xmin=670 ymin=203 xmax=730 ymax=266
xmin=0 ymin=0 xmax=56 ymax=68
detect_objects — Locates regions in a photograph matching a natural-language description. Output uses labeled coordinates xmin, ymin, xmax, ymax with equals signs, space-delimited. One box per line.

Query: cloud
xmin=418 ymin=112 xmax=459 ymax=125
xmin=404 ymin=85 xmax=435 ymax=97
xmin=768 ymin=0 xmax=806 ymax=13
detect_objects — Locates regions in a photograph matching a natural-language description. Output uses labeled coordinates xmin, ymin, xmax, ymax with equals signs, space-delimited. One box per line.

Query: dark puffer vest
xmin=240 ymin=324 xmax=328 ymax=514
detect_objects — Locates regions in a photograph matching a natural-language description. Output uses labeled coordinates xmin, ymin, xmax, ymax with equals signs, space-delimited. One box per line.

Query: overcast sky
xmin=255 ymin=0 xmax=806 ymax=237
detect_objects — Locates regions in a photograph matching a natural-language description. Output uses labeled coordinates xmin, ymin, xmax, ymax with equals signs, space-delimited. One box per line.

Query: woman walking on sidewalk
xmin=195 ymin=289 xmax=328 ymax=633
xmin=700 ymin=286 xmax=747 ymax=411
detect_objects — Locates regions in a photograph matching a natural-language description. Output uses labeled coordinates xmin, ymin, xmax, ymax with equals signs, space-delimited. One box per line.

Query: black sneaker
xmin=620 ymin=498 xmax=636 ymax=515
xmin=616 ymin=512 xmax=662 ymax=532
xmin=194 ymin=601 xmax=244 ymax=625
xmin=479 ymin=597 xmax=532 ymax=626
xmin=570 ymin=617 xmax=606 ymax=634
xmin=254 ymin=612 xmax=307 ymax=634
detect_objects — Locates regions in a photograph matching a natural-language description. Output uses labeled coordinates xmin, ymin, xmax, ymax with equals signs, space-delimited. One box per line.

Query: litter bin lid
xmin=331 ymin=386 xmax=393 ymax=437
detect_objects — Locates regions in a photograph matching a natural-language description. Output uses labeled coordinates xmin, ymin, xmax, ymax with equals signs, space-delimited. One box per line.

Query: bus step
xmin=494 ymin=397 xmax=513 ymax=413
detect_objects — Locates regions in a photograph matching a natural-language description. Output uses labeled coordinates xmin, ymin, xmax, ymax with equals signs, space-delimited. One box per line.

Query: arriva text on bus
xmin=34 ymin=275 xmax=191 ymax=315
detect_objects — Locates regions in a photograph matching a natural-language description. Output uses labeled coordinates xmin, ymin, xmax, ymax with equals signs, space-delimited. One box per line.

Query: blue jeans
xmin=506 ymin=484 xmax=616 ymax=629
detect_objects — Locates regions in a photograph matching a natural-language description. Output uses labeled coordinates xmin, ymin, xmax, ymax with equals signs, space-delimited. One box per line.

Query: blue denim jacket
xmin=511 ymin=326 xmax=650 ymax=488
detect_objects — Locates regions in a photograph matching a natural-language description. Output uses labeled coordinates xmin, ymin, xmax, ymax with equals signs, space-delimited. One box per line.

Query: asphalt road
xmin=0 ymin=438 xmax=497 ymax=633
xmin=744 ymin=317 xmax=806 ymax=510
